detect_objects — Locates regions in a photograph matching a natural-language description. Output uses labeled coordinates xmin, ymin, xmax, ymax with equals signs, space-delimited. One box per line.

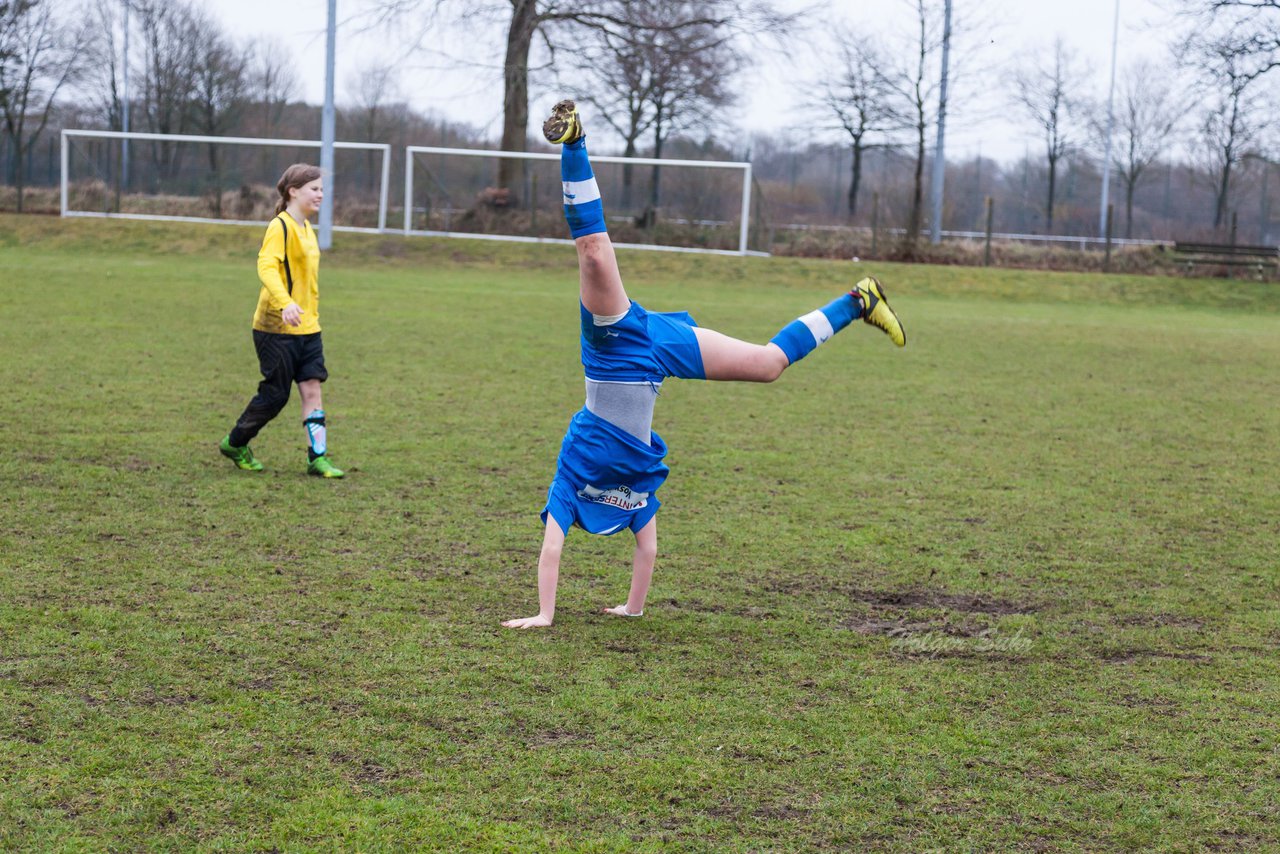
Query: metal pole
xmin=377 ymin=144 xmax=390 ymax=231
xmin=318 ymin=0 xmax=337 ymax=249
xmin=739 ymin=164 xmax=752 ymax=254
xmin=1104 ymin=203 xmax=1114 ymax=271
xmin=930 ymin=0 xmax=953 ymax=245
xmin=60 ymin=130 xmax=69 ymax=216
xmin=1099 ymin=0 xmax=1120 ymax=239
xmin=122 ymin=0 xmax=129 ymax=192
xmin=983 ymin=196 xmax=994 ymax=266
xmin=403 ymin=148 xmax=413 ymax=234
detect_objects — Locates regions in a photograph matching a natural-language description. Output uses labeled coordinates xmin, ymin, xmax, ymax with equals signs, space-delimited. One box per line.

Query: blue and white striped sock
xmin=769 ymin=293 xmax=864 ymax=365
xmin=304 ymin=408 xmax=327 ymax=460
xmin=561 ymin=138 xmax=606 ymax=238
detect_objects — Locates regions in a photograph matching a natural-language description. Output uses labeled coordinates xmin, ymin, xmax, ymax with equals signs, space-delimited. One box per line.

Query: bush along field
xmin=1 ymin=213 xmax=1278 ymax=851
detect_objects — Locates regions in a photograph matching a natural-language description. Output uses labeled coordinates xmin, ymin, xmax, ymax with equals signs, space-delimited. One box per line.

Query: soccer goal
xmin=60 ymin=129 xmax=392 ymax=232
xmin=404 ymin=146 xmax=759 ymax=256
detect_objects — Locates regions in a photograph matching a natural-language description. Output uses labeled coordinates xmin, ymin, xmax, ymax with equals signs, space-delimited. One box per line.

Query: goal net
xmin=404 ymin=146 xmax=757 ymax=255
xmin=60 ymin=130 xmax=391 ymax=232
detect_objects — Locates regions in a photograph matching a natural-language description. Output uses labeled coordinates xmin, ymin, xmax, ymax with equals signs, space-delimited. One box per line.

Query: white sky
xmin=209 ymin=0 xmax=1175 ymax=163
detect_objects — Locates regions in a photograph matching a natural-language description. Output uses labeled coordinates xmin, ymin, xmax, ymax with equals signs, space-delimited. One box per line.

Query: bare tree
xmin=1187 ymin=31 xmax=1269 ymax=228
xmin=0 ymin=0 xmax=90 ymax=211
xmin=188 ymin=14 xmax=250 ymax=217
xmin=345 ymin=61 xmax=401 ymax=142
xmin=1014 ymin=37 xmax=1086 ymax=233
xmin=366 ymin=0 xmax=796 ymax=196
xmin=641 ymin=14 xmax=740 ymax=220
xmin=565 ymin=7 xmax=658 ymax=209
xmin=810 ymin=26 xmax=899 ymax=220
xmin=1090 ymin=60 xmax=1183 ymax=238
xmin=133 ymin=0 xmax=203 ymax=182
xmin=0 ymin=2 xmax=33 ymax=113
xmin=245 ymin=36 xmax=298 ymax=138
xmin=81 ymin=0 xmax=125 ymax=131
xmin=879 ymin=0 xmax=949 ymax=250
xmin=565 ymin=0 xmax=740 ymax=217
xmin=343 ymin=61 xmax=403 ymax=192
xmin=1173 ymin=0 xmax=1280 ymax=82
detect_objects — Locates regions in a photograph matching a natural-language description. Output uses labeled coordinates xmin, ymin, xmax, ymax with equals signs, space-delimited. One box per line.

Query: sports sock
xmin=304 ymin=409 xmax=327 ymax=461
xmin=561 ymin=138 xmax=606 ymax=238
xmin=769 ymin=292 xmax=865 ymax=365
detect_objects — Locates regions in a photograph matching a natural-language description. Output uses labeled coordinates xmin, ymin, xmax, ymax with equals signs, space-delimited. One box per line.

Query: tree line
xmin=2 ymin=0 xmax=1278 ymax=246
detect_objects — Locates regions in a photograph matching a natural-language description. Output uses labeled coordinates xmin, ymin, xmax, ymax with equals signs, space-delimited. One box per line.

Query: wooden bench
xmin=1172 ymin=241 xmax=1279 ymax=278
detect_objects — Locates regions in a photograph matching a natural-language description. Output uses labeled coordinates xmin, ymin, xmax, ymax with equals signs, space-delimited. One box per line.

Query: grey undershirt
xmin=585 ymin=378 xmax=659 ymax=443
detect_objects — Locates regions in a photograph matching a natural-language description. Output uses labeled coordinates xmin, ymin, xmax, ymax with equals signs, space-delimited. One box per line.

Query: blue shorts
xmin=541 ymin=301 xmax=701 ymax=535
xmin=579 ymin=300 xmax=705 ymax=382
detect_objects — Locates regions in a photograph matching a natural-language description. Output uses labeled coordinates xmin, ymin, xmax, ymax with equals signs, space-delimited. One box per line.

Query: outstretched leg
xmin=696 ymin=277 xmax=906 ymax=382
xmin=546 ymin=100 xmax=629 ymax=317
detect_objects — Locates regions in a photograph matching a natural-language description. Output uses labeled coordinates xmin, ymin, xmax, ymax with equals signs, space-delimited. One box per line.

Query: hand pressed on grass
xmin=502 ymin=614 xmax=554 ymax=629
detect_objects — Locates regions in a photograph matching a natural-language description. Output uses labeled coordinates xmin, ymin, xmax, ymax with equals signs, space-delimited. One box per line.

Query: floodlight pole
xmin=121 ymin=0 xmax=129 ymax=191
xmin=319 ymin=0 xmax=337 ymax=249
xmin=1099 ymin=0 xmax=1120 ymax=239
xmin=929 ymin=0 xmax=953 ymax=245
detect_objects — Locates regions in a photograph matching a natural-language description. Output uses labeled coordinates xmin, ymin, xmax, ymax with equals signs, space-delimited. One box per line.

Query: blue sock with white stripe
xmin=769 ymin=293 xmax=864 ymax=365
xmin=561 ymin=138 xmax=606 ymax=238
xmin=304 ymin=408 xmax=327 ymax=461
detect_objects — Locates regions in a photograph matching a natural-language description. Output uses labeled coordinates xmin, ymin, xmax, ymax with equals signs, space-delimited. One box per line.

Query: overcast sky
xmin=209 ymin=0 xmax=1175 ymax=163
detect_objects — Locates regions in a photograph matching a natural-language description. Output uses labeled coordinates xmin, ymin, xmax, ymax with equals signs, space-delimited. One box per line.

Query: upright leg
xmin=576 ymin=234 xmax=629 ymax=318
xmin=547 ymin=100 xmax=630 ymax=317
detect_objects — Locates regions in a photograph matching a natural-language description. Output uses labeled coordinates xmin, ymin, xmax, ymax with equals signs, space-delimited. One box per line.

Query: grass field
xmin=2 ymin=212 xmax=1278 ymax=851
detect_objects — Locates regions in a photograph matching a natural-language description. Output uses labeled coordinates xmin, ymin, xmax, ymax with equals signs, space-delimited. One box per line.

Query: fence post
xmin=1104 ymin=203 xmax=1114 ymax=272
xmin=983 ymin=196 xmax=994 ymax=266
xmin=1230 ymin=210 xmax=1237 ymax=247
xmin=870 ymin=192 xmax=879 ymax=256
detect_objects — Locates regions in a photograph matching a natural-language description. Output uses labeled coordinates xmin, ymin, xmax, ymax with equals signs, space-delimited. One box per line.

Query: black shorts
xmin=252 ymin=330 xmax=328 ymax=386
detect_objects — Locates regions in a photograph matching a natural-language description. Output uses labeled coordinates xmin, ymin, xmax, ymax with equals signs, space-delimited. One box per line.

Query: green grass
xmin=2 ymin=213 xmax=1278 ymax=851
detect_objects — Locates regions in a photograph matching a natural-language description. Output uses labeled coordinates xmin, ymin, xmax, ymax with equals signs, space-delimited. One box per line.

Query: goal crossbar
xmin=404 ymin=145 xmax=754 ymax=255
xmin=61 ymin=129 xmax=392 ymax=231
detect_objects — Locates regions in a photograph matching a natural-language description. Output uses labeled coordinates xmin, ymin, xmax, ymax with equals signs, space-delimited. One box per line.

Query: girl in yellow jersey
xmin=218 ymin=163 xmax=345 ymax=478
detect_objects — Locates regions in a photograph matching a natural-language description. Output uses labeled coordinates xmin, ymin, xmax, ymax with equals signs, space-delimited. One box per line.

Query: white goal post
xmin=404 ymin=146 xmax=756 ymax=256
xmin=61 ymin=129 xmax=392 ymax=232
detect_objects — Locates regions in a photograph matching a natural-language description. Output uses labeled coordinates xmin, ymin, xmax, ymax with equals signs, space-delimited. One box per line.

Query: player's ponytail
xmin=275 ymin=163 xmax=323 ymax=215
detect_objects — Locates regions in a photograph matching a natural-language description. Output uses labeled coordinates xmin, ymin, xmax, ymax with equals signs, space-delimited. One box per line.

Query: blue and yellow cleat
xmin=543 ymin=99 xmax=584 ymax=145
xmin=853 ymin=276 xmax=906 ymax=347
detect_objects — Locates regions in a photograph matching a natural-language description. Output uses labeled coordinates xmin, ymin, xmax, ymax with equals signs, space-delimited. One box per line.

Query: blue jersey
xmin=541 ymin=300 xmax=704 ymax=536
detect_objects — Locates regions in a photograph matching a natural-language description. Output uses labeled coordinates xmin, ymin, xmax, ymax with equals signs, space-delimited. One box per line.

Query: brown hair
xmin=274 ymin=163 xmax=323 ymax=215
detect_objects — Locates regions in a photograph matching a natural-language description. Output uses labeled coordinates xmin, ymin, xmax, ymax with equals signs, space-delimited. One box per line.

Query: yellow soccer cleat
xmin=853 ymin=276 xmax=906 ymax=347
xmin=542 ymin=99 xmax=584 ymax=145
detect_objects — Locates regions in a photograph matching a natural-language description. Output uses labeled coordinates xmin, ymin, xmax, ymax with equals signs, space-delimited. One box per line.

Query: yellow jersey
xmin=252 ymin=213 xmax=322 ymax=335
